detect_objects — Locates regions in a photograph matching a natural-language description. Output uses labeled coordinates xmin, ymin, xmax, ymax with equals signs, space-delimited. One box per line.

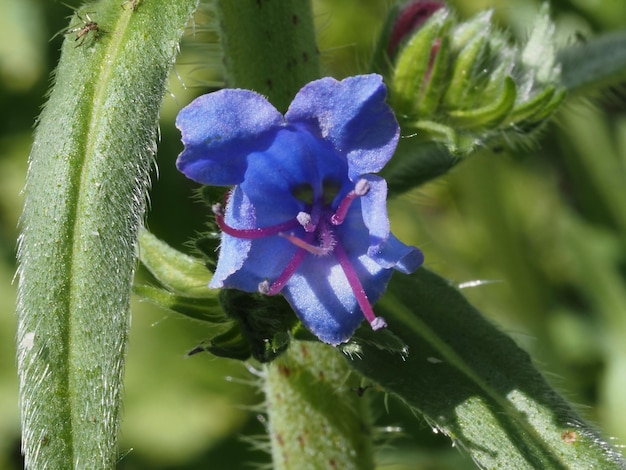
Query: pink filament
xmin=214 ymin=204 xmax=301 ymax=239
xmin=334 ymin=243 xmax=386 ymax=330
xmin=330 ymin=179 xmax=369 ymax=226
xmin=264 ymin=248 xmax=308 ymax=295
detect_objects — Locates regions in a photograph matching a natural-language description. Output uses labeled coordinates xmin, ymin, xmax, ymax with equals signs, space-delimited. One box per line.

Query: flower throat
xmin=212 ymin=177 xmax=387 ymax=331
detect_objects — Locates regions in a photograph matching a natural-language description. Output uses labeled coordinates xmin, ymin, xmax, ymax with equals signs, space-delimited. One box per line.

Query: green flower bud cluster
xmin=381 ymin=3 xmax=565 ymax=153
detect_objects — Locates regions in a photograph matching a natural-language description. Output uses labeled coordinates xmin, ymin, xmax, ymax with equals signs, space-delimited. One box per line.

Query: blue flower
xmin=176 ymin=74 xmax=423 ymax=345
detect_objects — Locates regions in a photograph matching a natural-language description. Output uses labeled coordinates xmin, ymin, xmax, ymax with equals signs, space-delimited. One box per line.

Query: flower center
xmin=213 ymin=178 xmax=387 ymax=331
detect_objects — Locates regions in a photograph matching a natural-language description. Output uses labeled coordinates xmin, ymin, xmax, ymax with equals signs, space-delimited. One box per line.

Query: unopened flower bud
xmin=388 ymin=1 xmax=447 ymax=56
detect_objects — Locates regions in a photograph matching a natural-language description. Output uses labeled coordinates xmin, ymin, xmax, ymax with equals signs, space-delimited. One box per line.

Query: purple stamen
xmin=334 ymin=242 xmax=387 ymax=330
xmin=260 ymin=247 xmax=308 ymax=296
xmin=331 ymin=179 xmax=370 ymax=226
xmin=213 ymin=203 xmax=301 ymax=239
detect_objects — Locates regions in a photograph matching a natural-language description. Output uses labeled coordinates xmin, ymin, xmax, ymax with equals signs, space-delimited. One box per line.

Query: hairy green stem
xmin=265 ymin=342 xmax=374 ymax=470
xmin=16 ymin=0 xmax=197 ymax=467
xmin=216 ymin=0 xmax=320 ymax=112
xmin=214 ymin=1 xmax=375 ymax=467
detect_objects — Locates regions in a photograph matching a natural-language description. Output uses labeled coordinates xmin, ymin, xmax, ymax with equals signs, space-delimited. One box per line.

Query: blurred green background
xmin=1 ymin=0 xmax=625 ymax=468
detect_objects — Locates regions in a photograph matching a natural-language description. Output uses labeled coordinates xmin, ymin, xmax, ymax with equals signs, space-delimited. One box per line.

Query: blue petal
xmin=358 ymin=175 xmax=390 ymax=245
xmin=285 ymin=74 xmax=399 ymax=181
xmin=368 ymin=234 xmax=424 ymax=273
xmin=176 ymin=90 xmax=284 ymax=186
xmin=348 ymin=175 xmax=424 ymax=273
xmin=209 ymin=188 xmax=254 ymax=289
xmin=210 ymin=186 xmax=300 ymax=291
xmin=283 ymin=249 xmax=393 ymax=345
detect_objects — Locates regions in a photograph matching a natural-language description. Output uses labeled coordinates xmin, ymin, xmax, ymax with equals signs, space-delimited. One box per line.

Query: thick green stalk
xmin=216 ymin=0 xmax=320 ymax=112
xmin=265 ymin=342 xmax=374 ymax=470
xmin=214 ymin=1 xmax=375 ymax=467
xmin=16 ymin=0 xmax=197 ymax=467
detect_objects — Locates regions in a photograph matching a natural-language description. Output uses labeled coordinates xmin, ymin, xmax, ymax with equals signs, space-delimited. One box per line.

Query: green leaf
xmin=382 ymin=140 xmax=459 ymax=196
xmin=344 ymin=268 xmax=625 ymax=469
xmin=559 ymin=30 xmax=626 ymax=94
xmin=133 ymin=284 xmax=226 ymax=324
xmin=138 ymin=228 xmax=213 ymax=298
xmin=15 ymin=0 xmax=198 ymax=468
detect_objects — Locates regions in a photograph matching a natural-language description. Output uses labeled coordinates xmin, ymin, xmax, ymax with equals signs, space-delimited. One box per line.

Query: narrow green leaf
xmin=133 ymin=284 xmax=225 ymax=324
xmin=16 ymin=0 xmax=198 ymax=468
xmin=559 ymin=30 xmax=626 ymax=94
xmin=138 ymin=228 xmax=213 ymax=298
xmin=344 ymin=268 xmax=625 ymax=469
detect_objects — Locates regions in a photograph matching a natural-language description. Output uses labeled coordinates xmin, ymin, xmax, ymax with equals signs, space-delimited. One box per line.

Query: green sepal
xmin=450 ymin=9 xmax=492 ymax=51
xmin=506 ymin=85 xmax=556 ymax=124
xmin=443 ymin=31 xmax=489 ymax=108
xmin=218 ymin=289 xmax=299 ymax=363
xmin=133 ymin=284 xmax=227 ymax=324
xmin=415 ymin=34 xmax=451 ymax=117
xmin=524 ymin=88 xmax=566 ymax=123
xmin=390 ymin=9 xmax=451 ymax=117
xmin=405 ymin=119 xmax=459 ymax=149
xmin=341 ymin=323 xmax=409 ymax=358
xmin=138 ymin=228 xmax=213 ymax=298
xmin=447 ymin=76 xmax=517 ymax=130
xmin=520 ymin=3 xmax=558 ymax=85
xmin=193 ymin=323 xmax=252 ymax=361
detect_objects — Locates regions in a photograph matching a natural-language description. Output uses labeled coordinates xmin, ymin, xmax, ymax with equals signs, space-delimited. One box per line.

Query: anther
xmin=370 ymin=317 xmax=387 ymax=331
xmin=331 ymin=179 xmax=370 ymax=226
xmin=296 ymin=211 xmax=315 ymax=232
xmin=354 ymin=179 xmax=371 ymax=196
xmin=212 ymin=203 xmax=224 ymax=216
xmin=260 ymin=248 xmax=308 ymax=296
xmin=258 ymin=280 xmax=270 ymax=294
